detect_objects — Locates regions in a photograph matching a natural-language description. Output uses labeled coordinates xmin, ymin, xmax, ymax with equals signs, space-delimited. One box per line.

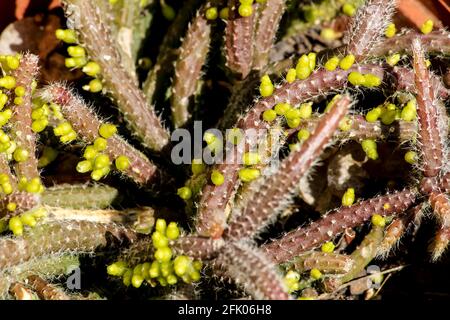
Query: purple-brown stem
xmin=262 ymin=188 xmax=417 ymax=264
xmin=10 ymin=53 xmax=40 ymax=181
xmin=214 ymin=241 xmax=290 ymax=300
xmin=224 ymin=0 xmax=256 ymax=79
xmin=63 ymin=0 xmax=170 ymax=151
xmin=412 ymin=38 xmax=445 ymax=177
xmin=224 ymin=95 xmax=351 ymax=240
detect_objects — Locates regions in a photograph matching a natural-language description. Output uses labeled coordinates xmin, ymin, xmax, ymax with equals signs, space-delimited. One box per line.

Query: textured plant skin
xmin=429 ymin=192 xmax=450 ymax=227
xmin=196 ymin=65 xmax=384 ymax=239
xmin=344 ymin=0 xmax=396 ymax=61
xmin=171 ymin=236 xmax=224 ymax=260
xmin=324 ymin=225 xmax=384 ymax=291
xmin=0 ymin=192 xmax=39 ymax=218
xmin=1 ymin=0 xmax=450 ymax=301
xmin=40 ymin=83 xmax=160 ymax=185
xmin=370 ymin=30 xmax=450 ymax=57
xmin=252 ymin=0 xmax=286 ymax=70
xmin=287 ymin=252 xmax=354 ymax=274
xmin=9 ymin=282 xmax=38 ymax=300
xmin=299 ymin=114 xmax=416 ymax=142
xmin=214 ymin=241 xmax=290 ymax=300
xmin=10 ymin=53 xmax=40 ymax=180
xmin=27 ymin=275 xmax=70 ymax=300
xmin=263 ymin=189 xmax=417 ymax=264
xmin=430 ymin=227 xmax=450 ymax=261
xmin=0 ymin=155 xmax=16 ymax=189
xmin=224 ymin=0 xmax=256 ymax=79
xmin=62 ymin=0 xmax=170 ymax=152
xmin=45 ymin=206 xmax=154 ymax=232
xmin=394 ymin=66 xmax=450 ymax=99
xmin=108 ymin=0 xmax=155 ymax=81
xmin=378 ymin=204 xmax=424 ymax=258
xmin=224 ymin=95 xmax=351 ymax=240
xmin=412 ymin=38 xmax=445 ymax=178
xmin=41 ymin=184 xmax=118 ymax=209
xmin=171 ymin=9 xmax=211 ymax=128
xmin=0 ymin=220 xmax=136 ymax=270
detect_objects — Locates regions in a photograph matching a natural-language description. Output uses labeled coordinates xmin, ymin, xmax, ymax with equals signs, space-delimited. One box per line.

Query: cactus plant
xmin=0 ymin=0 xmax=449 ymax=300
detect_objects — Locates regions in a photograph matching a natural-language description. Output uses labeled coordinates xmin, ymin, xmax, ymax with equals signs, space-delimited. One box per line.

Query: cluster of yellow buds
xmin=107 ymin=219 xmax=202 ymax=288
xmin=56 ymin=29 xmax=103 ymax=93
xmin=7 ymin=206 xmax=47 ymax=236
xmin=0 ymin=173 xmax=13 ymax=195
xmin=295 ymin=52 xmax=316 ymax=80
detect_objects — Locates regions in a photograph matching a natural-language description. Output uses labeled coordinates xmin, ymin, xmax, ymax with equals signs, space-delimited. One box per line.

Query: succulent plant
xmin=0 ymin=0 xmax=449 ymax=300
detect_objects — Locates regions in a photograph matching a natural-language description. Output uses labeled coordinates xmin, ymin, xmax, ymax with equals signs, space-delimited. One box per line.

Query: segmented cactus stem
xmin=214 ymin=241 xmax=290 ymax=300
xmin=412 ymin=38 xmax=445 ymax=177
xmin=40 ymin=83 xmax=160 ymax=185
xmin=224 ymin=0 xmax=256 ymax=78
xmin=0 ymin=220 xmax=136 ymax=270
xmin=41 ymin=184 xmax=118 ymax=209
xmin=252 ymin=0 xmax=286 ymax=70
xmin=370 ymin=30 xmax=450 ymax=57
xmin=378 ymin=204 xmax=424 ymax=258
xmin=171 ymin=236 xmax=224 ymax=260
xmin=10 ymin=53 xmax=40 ymax=180
xmin=0 ymin=192 xmax=39 ymax=218
xmin=324 ymin=225 xmax=384 ymax=291
xmin=27 ymin=275 xmax=70 ymax=300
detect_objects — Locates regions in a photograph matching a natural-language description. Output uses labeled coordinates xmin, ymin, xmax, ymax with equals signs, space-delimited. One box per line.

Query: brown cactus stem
xmin=412 ymin=38 xmax=445 ymax=177
xmin=378 ymin=204 xmax=424 ymax=258
xmin=344 ymin=0 xmax=396 ymax=61
xmin=285 ymin=252 xmax=354 ymax=274
xmin=118 ymin=237 xmax=153 ymax=266
xmin=262 ymin=188 xmax=417 ymax=264
xmin=214 ymin=241 xmax=290 ymax=300
xmin=62 ymin=0 xmax=170 ymax=152
xmin=40 ymin=84 xmax=160 ymax=185
xmin=430 ymin=226 xmax=450 ymax=261
xmin=370 ymin=30 xmax=450 ymax=57
xmin=143 ymin=0 xmax=203 ymax=104
xmin=9 ymin=282 xmax=37 ymax=300
xmin=171 ymin=10 xmax=211 ymax=128
xmin=171 ymin=236 xmax=224 ymax=260
xmin=429 ymin=192 xmax=450 ymax=228
xmin=196 ymin=65 xmax=384 ymax=238
xmin=0 ymin=220 xmax=136 ymax=270
xmin=252 ymin=0 xmax=286 ymax=70
xmin=296 ymin=114 xmax=416 ymax=143
xmin=324 ymin=225 xmax=384 ymax=291
xmin=10 ymin=53 xmax=40 ymax=181
xmin=27 ymin=275 xmax=70 ymax=300
xmin=0 ymin=192 xmax=39 ymax=218
xmin=224 ymin=0 xmax=256 ymax=79
xmin=224 ymin=96 xmax=351 ymax=241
